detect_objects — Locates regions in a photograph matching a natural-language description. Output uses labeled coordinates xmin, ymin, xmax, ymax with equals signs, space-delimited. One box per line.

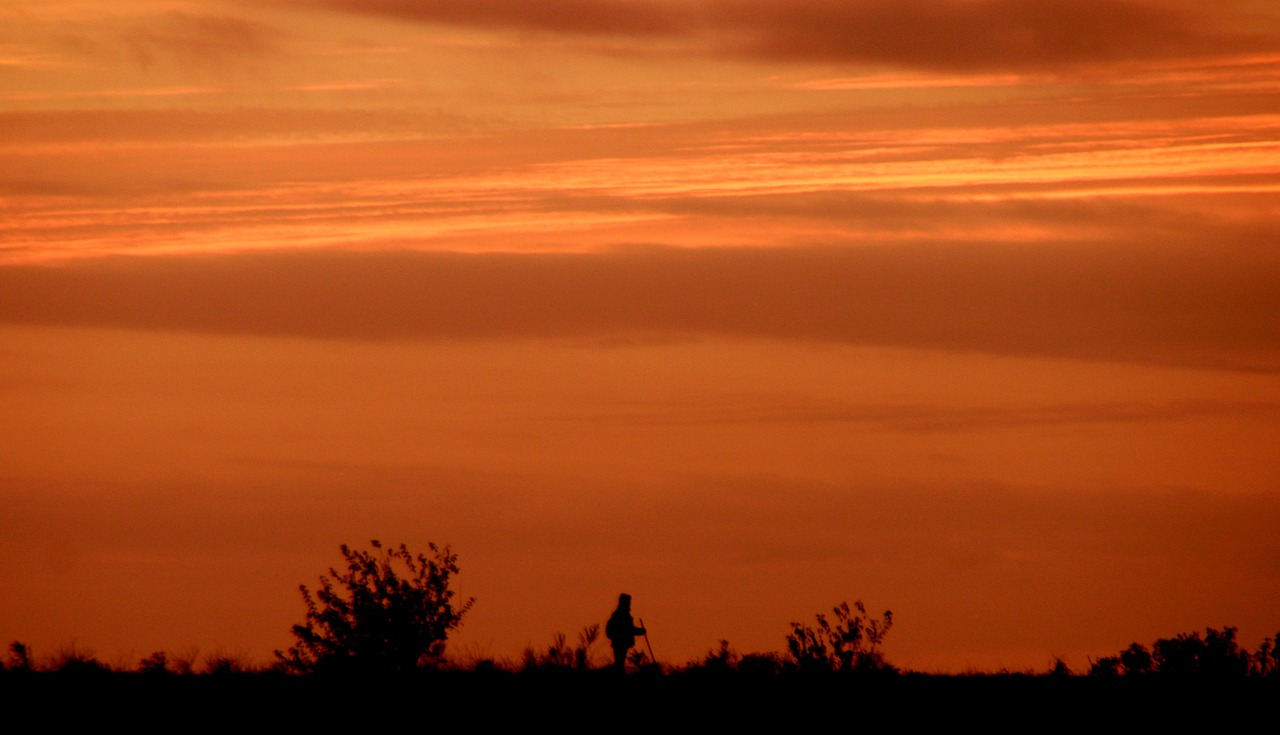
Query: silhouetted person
xmin=605 ymin=593 xmax=646 ymax=671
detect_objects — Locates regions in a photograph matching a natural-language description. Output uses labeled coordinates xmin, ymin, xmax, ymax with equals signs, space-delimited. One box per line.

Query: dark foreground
xmin=4 ymin=668 xmax=1274 ymax=728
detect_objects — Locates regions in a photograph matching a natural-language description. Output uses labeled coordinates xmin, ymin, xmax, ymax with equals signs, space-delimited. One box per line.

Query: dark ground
xmin=3 ymin=668 xmax=1273 ymax=729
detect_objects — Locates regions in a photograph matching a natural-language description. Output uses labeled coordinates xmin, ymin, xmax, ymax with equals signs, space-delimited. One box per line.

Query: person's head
xmin=617 ymin=593 xmax=631 ymax=610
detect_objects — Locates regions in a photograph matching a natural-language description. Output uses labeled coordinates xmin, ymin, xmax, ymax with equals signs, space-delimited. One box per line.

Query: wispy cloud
xmin=0 ymin=43 xmax=72 ymax=70
xmin=12 ymin=8 xmax=284 ymax=73
xmin=118 ymin=11 xmax=280 ymax=69
xmin=789 ymin=72 xmax=1037 ymax=91
xmin=285 ymin=78 xmax=402 ymax=92
xmin=1 ymin=85 xmax=220 ymax=102
xmin=302 ymin=0 xmax=689 ymax=36
xmin=718 ymin=0 xmax=1267 ymax=71
xmin=291 ymin=0 xmax=1279 ymax=72
xmin=2 ymin=245 xmax=1276 ymax=371
xmin=2 ymin=103 xmax=1276 ymax=275
xmin=573 ymin=398 xmax=1280 ymax=431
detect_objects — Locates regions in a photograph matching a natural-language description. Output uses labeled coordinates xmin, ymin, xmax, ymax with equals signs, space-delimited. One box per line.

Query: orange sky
xmin=2 ymin=1 xmax=1279 ymax=672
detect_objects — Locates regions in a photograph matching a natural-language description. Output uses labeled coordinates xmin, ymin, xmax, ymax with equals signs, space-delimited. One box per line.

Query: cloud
xmin=717 ymin=0 xmax=1260 ymax=71
xmin=310 ymin=0 xmax=687 ymax=36
xmin=1 ymin=243 xmax=1276 ymax=371
xmin=585 ymin=398 xmax=1280 ymax=432
xmin=33 ymin=10 xmax=281 ymax=72
xmin=0 ymin=108 xmax=436 ymax=146
xmin=292 ymin=0 xmax=1277 ymax=72
xmin=118 ymin=12 xmax=279 ymax=69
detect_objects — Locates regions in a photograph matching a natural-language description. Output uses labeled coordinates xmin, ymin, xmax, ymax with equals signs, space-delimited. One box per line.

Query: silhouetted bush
xmin=204 ymin=653 xmax=257 ymax=675
xmin=1197 ymin=627 xmax=1250 ymax=678
xmin=737 ymin=652 xmax=787 ymax=676
xmin=138 ymin=651 xmax=170 ymax=675
xmin=519 ymin=625 xmax=603 ymax=672
xmin=1255 ymin=636 xmax=1276 ymax=677
xmin=1088 ymin=656 xmax=1120 ymax=678
xmin=786 ymin=600 xmax=894 ymax=672
xmin=1119 ymin=642 xmax=1153 ymax=675
xmin=522 ymin=632 xmax=571 ymax=671
xmin=576 ymin=624 xmax=602 ymax=670
xmin=1090 ymin=627 xmax=1260 ymax=679
xmin=169 ymin=647 xmax=201 ymax=675
xmin=48 ymin=644 xmax=109 ymax=676
xmin=700 ymin=640 xmax=738 ymax=673
xmin=276 ymin=540 xmax=474 ymax=674
xmin=7 ymin=641 xmax=32 ymax=671
xmin=1152 ymin=628 xmax=1249 ymax=677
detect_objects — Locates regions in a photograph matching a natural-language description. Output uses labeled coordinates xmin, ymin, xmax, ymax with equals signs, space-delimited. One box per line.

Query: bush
xmin=737 ymin=651 xmax=786 ymax=676
xmin=786 ymin=600 xmax=894 ymax=672
xmin=1119 ymin=642 xmax=1152 ymax=675
xmin=48 ymin=644 xmax=109 ymax=675
xmin=700 ymin=640 xmax=738 ymax=672
xmin=520 ymin=625 xmax=602 ymax=671
xmin=1092 ymin=627 xmax=1260 ymax=679
xmin=7 ymin=641 xmax=32 ymax=671
xmin=138 ymin=651 xmax=170 ymax=675
xmin=276 ymin=540 xmax=474 ymax=674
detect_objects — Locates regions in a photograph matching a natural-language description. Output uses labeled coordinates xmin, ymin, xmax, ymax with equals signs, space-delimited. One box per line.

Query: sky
xmin=2 ymin=1 xmax=1279 ymax=672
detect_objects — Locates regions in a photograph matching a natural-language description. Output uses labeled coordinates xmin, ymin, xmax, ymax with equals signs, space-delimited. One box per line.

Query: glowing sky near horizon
xmin=2 ymin=1 xmax=1279 ymax=672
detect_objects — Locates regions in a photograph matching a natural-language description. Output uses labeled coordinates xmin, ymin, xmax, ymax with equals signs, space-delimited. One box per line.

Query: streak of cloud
xmin=0 ymin=7 xmax=283 ymax=76
xmin=118 ymin=12 xmax=279 ymax=69
xmin=720 ymin=0 xmax=1262 ymax=71
xmin=573 ymin=398 xmax=1280 ymax=432
xmin=292 ymin=0 xmax=1278 ymax=72
xmin=1 ymin=245 xmax=1276 ymax=371
xmin=312 ymin=0 xmax=687 ymax=36
xmin=3 ymin=103 xmax=1275 ymax=263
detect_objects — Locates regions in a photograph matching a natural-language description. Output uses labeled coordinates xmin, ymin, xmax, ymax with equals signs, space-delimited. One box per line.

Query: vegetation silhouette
xmin=785 ymin=600 xmax=894 ymax=673
xmin=137 ymin=650 xmax=170 ymax=676
xmin=1089 ymin=626 xmax=1276 ymax=679
xmin=7 ymin=641 xmax=32 ymax=671
xmin=6 ymin=534 xmax=1279 ymax=725
xmin=275 ymin=540 xmax=474 ymax=675
xmin=520 ymin=624 xmax=602 ymax=672
xmin=5 ymin=605 xmax=1280 ymax=724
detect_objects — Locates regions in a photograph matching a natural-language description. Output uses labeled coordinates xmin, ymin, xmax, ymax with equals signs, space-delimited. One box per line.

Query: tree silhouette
xmin=1149 ymin=627 xmax=1249 ymax=677
xmin=276 ymin=540 xmax=474 ymax=674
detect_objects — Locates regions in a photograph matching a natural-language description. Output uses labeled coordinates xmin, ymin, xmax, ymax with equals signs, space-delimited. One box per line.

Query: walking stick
xmin=639 ymin=617 xmax=656 ymax=667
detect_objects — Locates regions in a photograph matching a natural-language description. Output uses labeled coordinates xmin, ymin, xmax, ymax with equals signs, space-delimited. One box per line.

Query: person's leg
xmin=612 ymin=646 xmax=627 ymax=672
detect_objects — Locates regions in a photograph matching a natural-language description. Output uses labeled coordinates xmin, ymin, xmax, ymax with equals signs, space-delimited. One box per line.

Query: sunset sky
xmin=2 ymin=1 xmax=1279 ymax=672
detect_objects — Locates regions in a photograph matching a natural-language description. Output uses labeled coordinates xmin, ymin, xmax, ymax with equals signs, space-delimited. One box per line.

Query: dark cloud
xmin=312 ymin=0 xmax=686 ymax=36
xmin=588 ymin=398 xmax=1280 ymax=432
xmin=718 ymin=0 xmax=1254 ymax=71
xmin=0 ymin=108 xmax=443 ymax=145
xmin=43 ymin=11 xmax=281 ymax=71
xmin=122 ymin=12 xmax=278 ymax=68
xmin=1 ymin=243 xmax=1276 ymax=371
xmin=293 ymin=0 xmax=1275 ymax=71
